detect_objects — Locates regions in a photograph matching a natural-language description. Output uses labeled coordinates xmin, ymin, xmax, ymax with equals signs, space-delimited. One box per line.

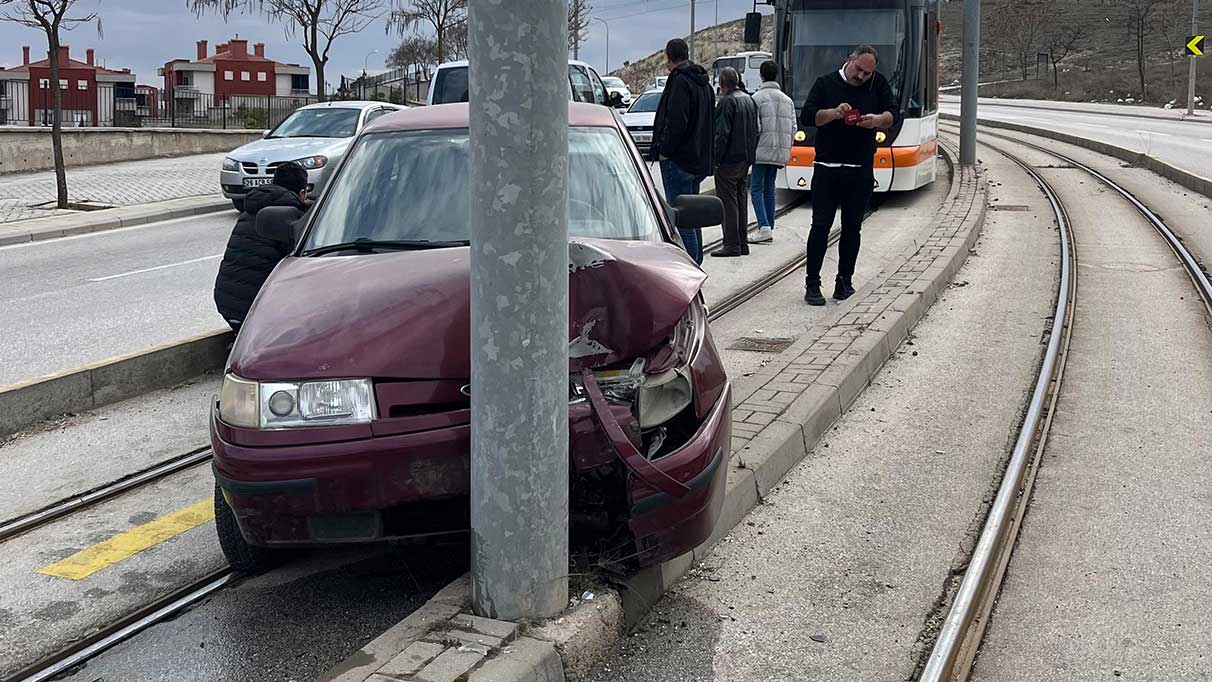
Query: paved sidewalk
xmin=0 ymin=152 xmax=226 ymax=224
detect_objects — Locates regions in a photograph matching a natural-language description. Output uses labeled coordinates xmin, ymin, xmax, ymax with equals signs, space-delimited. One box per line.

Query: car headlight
xmin=670 ymin=297 xmax=707 ymax=366
xmin=293 ymin=155 xmax=328 ymax=170
xmin=219 ymin=374 xmax=376 ymax=429
xmin=637 ymin=367 xmax=693 ymax=428
xmin=222 ymin=157 xmax=240 ymax=171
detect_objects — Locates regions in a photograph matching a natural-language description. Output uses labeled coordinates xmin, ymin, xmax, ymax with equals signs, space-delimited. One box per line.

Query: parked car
xmin=621 ymin=89 xmax=662 ymax=156
xmin=220 ymin=101 xmax=404 ymax=212
xmin=211 ymin=102 xmax=731 ymax=574
xmin=601 ymin=76 xmax=633 ymax=108
xmin=428 ymin=59 xmax=624 ymax=108
xmin=646 ymin=75 xmax=668 ymax=91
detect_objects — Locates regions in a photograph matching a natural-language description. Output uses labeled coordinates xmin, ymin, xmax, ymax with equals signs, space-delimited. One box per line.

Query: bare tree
xmin=0 ymin=0 xmax=101 ymax=209
xmin=388 ymin=0 xmax=465 ymax=64
xmin=187 ymin=0 xmax=385 ymax=101
xmin=1114 ymin=0 xmax=1165 ymax=99
xmin=1043 ymin=24 xmax=1084 ymax=89
xmin=986 ymin=0 xmax=1057 ymax=80
xmin=387 ymin=33 xmax=437 ymax=78
xmin=567 ymin=0 xmax=591 ymax=59
xmin=1154 ymin=0 xmax=1189 ymax=90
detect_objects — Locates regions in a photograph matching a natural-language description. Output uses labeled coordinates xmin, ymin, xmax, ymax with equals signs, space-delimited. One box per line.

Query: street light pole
xmin=960 ymin=0 xmax=980 ymax=166
xmin=1188 ymin=0 xmax=1200 ymax=116
xmin=690 ymin=0 xmax=696 ymax=63
xmin=362 ymin=49 xmax=380 ymax=100
xmin=592 ymin=16 xmax=610 ymax=73
xmin=468 ymin=0 xmax=570 ymax=622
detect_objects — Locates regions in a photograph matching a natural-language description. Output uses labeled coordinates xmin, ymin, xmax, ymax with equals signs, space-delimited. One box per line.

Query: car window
xmin=431 ymin=66 xmax=469 ymax=104
xmin=304 ymin=127 xmax=662 ymax=249
xmin=628 ymin=93 xmax=661 ymax=114
xmin=602 ymin=77 xmax=626 ymax=89
xmin=749 ymin=55 xmax=766 ymax=69
xmin=364 ymin=108 xmax=393 ymax=125
xmin=568 ymin=66 xmax=596 ymax=104
xmin=269 ymin=108 xmax=360 ymax=138
xmin=587 ymin=67 xmax=609 ymax=105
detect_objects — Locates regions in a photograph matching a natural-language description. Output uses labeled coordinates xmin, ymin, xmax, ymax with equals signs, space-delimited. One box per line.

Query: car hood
xmin=623 ymin=112 xmax=656 ymax=127
xmin=229 ymin=238 xmax=706 ymax=381
xmin=229 ymin=136 xmax=351 ymax=162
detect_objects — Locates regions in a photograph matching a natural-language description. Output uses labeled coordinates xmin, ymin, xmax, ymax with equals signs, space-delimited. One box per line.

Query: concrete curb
xmin=939 ymin=95 xmax=1212 ymax=126
xmin=0 ymin=195 xmax=234 ymax=247
xmin=319 ymin=143 xmax=988 ymax=682
xmin=0 ymin=328 xmax=232 ymax=438
xmin=939 ymin=112 xmax=1212 ymax=199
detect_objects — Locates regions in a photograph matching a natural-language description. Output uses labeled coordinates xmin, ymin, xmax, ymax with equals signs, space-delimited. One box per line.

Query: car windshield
xmin=628 ymin=93 xmax=661 ymax=113
xmin=602 ymin=77 xmax=626 ymax=89
xmin=790 ymin=8 xmax=905 ymax=112
xmin=303 ymin=127 xmax=662 ymax=250
xmin=269 ymin=108 xmax=361 ymax=138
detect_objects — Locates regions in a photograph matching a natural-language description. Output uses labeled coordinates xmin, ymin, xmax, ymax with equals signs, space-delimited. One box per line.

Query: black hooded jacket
xmin=213 ymin=184 xmax=305 ymax=325
xmin=650 ymin=61 xmax=716 ymax=177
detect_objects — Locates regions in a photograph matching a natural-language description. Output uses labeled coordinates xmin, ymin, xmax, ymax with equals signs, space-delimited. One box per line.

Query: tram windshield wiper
xmin=303 ymin=238 xmax=470 ymax=256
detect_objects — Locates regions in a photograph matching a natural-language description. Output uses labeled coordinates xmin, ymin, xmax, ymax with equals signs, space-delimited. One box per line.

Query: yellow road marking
xmin=39 ymin=499 xmax=215 ymax=581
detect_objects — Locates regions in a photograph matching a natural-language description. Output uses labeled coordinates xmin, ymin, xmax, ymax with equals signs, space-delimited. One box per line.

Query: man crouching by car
xmin=214 ymin=162 xmax=309 ymax=333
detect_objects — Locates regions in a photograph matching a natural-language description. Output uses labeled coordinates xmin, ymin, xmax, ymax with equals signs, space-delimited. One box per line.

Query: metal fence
xmin=343 ymin=67 xmax=431 ymax=105
xmin=0 ymin=80 xmax=319 ymax=129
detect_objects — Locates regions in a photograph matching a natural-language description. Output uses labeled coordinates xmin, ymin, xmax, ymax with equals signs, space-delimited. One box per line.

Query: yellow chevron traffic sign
xmin=1188 ymin=35 xmax=1206 ymax=57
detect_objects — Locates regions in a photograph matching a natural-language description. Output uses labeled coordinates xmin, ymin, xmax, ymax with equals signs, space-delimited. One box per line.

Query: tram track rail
xmin=923 ymin=124 xmax=1212 ymax=681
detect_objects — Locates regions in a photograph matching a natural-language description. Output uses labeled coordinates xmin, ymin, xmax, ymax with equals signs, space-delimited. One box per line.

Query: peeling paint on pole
xmin=468 ymin=0 xmax=570 ymax=621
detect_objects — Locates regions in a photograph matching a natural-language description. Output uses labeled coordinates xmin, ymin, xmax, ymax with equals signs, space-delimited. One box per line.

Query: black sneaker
xmin=833 ymin=276 xmax=855 ymax=301
xmin=804 ymin=285 xmax=826 ymax=306
xmin=711 ymin=248 xmax=743 ymax=257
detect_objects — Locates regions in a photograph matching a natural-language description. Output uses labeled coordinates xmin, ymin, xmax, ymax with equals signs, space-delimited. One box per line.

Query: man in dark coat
xmin=213 ymin=162 xmax=309 ymax=332
xmin=710 ymin=67 xmax=758 ymax=258
xmin=649 ymin=37 xmax=715 ymax=264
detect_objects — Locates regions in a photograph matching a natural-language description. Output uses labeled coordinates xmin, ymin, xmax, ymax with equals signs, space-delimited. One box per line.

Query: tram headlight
xmin=794 ymin=130 xmax=807 ymax=143
xmin=876 ymin=131 xmax=887 ymax=144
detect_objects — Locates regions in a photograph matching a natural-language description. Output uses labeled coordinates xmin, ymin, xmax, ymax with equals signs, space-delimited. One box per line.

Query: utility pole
xmin=690 ymin=0 xmax=697 ymax=63
xmin=593 ymin=16 xmax=610 ymax=73
xmin=960 ymin=0 xmax=980 ymax=166
xmin=468 ymin=0 xmax=570 ymax=621
xmin=1188 ymin=0 xmax=1200 ymax=116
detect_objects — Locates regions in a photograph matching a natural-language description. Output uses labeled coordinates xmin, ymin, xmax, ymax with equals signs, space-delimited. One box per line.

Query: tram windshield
xmin=789 ymin=7 xmax=906 ymax=112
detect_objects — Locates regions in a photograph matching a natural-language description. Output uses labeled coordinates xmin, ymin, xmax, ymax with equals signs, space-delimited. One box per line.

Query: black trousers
xmin=805 ymin=165 xmax=874 ymax=288
xmin=715 ymin=162 xmax=751 ymax=254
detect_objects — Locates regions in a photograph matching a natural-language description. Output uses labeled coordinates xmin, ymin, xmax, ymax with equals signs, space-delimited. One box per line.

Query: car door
xmin=568 ymin=65 xmax=596 ymax=103
xmin=584 ymin=65 xmax=610 ymax=107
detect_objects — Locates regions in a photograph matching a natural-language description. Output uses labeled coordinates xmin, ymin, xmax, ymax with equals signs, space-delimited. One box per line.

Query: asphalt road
xmin=940 ymin=97 xmax=1212 ymax=181
xmin=0 ymin=211 xmax=236 ymax=386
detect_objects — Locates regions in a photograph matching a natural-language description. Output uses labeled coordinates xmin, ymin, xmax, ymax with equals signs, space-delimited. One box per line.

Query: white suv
xmin=427 ymin=59 xmax=622 ymax=108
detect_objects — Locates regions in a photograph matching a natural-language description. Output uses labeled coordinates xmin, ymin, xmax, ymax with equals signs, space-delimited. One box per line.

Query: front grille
xmin=629 ymin=125 xmax=653 ymax=133
xmin=241 ymin=161 xmax=281 ymax=175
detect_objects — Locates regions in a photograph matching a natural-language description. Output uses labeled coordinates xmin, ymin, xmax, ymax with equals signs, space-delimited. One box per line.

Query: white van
xmin=427 ymin=59 xmax=622 ymax=108
xmin=710 ymin=51 xmax=772 ymax=93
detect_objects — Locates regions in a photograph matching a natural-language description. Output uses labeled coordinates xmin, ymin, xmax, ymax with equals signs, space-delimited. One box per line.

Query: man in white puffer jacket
xmin=748 ymin=61 xmax=796 ymax=244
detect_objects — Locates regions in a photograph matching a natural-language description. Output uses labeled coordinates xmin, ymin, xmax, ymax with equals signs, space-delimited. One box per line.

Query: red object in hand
xmin=844 ymin=108 xmax=862 ymax=126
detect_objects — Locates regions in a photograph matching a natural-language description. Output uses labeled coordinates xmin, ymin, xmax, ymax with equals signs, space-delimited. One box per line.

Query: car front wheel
xmin=214 ymin=481 xmax=284 ymax=574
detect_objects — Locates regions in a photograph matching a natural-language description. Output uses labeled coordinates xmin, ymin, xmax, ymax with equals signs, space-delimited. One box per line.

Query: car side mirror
xmin=257 ymin=205 xmax=306 ymax=245
xmin=671 ymin=194 xmax=724 ymax=229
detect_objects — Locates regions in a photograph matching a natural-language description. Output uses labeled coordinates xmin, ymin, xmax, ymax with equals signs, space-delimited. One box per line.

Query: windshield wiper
xmin=303 ymin=238 xmax=469 ymax=256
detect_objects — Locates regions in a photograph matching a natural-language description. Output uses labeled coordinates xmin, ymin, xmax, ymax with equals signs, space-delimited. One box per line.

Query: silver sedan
xmin=220 ymin=101 xmax=404 ymax=211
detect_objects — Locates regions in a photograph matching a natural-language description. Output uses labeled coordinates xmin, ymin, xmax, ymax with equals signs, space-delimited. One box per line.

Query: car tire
xmin=214 ymin=481 xmax=283 ymax=574
xmin=231 ymin=199 xmax=245 ymax=213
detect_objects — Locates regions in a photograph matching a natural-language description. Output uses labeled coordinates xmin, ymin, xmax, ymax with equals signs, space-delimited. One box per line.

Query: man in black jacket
xmin=650 ymin=38 xmax=715 ymax=264
xmin=213 ymin=162 xmax=309 ymax=332
xmin=710 ymin=67 xmax=758 ymax=258
xmin=799 ymin=45 xmax=897 ymax=306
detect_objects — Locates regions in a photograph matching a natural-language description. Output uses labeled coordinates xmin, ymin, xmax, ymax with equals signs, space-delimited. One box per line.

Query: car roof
xmin=365 ymin=102 xmax=619 ymax=133
xmin=435 ymin=59 xmax=598 ymax=72
xmin=298 ymin=100 xmax=398 ymax=111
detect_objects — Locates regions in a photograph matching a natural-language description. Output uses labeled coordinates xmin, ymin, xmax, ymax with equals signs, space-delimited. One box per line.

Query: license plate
xmin=633 ymin=133 xmax=652 ymax=142
xmin=242 ymin=177 xmax=273 ymax=189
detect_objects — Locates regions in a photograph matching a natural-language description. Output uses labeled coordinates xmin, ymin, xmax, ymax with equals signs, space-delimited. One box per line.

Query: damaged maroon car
xmin=210 ymin=103 xmax=732 ymax=573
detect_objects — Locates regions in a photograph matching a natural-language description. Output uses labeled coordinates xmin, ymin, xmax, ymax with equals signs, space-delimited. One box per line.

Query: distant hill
xmin=609 ymin=16 xmax=775 ymax=93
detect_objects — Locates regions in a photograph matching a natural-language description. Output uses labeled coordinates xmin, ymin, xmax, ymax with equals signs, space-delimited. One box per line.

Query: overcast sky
xmin=0 ymin=0 xmax=770 ymax=91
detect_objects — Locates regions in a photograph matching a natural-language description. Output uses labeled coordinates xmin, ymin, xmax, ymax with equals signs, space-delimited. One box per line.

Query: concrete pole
xmin=1188 ymin=0 xmax=1200 ymax=116
xmin=960 ymin=0 xmax=980 ymax=166
xmin=468 ymin=0 xmax=570 ymax=621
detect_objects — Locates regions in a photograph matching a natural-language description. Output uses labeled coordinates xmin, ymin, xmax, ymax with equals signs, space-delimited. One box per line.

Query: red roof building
xmin=0 ymin=45 xmax=137 ymax=126
xmin=160 ymin=38 xmax=311 ymax=103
